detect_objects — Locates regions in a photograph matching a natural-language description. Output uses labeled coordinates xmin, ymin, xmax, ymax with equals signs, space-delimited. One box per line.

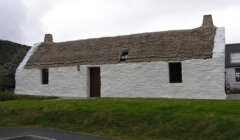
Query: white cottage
xmin=15 ymin=15 xmax=226 ymax=99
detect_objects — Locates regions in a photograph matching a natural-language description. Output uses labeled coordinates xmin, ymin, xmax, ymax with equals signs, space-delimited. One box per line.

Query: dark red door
xmin=90 ymin=67 xmax=101 ymax=97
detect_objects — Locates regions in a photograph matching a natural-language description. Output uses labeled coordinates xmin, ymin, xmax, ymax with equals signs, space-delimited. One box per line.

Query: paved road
xmin=0 ymin=128 xmax=119 ymax=140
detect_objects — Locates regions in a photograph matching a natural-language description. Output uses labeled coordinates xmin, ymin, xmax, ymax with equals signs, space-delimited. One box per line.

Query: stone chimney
xmin=201 ymin=15 xmax=215 ymax=33
xmin=44 ymin=34 xmax=53 ymax=44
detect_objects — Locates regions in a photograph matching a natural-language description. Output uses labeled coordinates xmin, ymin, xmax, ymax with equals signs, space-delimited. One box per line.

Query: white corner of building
xmin=213 ymin=27 xmax=225 ymax=53
xmin=17 ymin=42 xmax=41 ymax=70
xmin=212 ymin=27 xmax=225 ymax=58
xmin=15 ymin=42 xmax=41 ymax=94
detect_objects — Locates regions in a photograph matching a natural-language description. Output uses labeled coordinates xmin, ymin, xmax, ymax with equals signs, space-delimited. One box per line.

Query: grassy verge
xmin=0 ymin=98 xmax=240 ymax=140
xmin=0 ymin=91 xmax=57 ymax=101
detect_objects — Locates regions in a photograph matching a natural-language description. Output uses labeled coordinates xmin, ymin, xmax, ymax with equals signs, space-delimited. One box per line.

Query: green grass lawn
xmin=0 ymin=91 xmax=57 ymax=101
xmin=0 ymin=95 xmax=240 ymax=140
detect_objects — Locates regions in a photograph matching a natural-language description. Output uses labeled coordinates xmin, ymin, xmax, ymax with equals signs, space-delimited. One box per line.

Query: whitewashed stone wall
xmin=101 ymin=58 xmax=225 ymax=99
xmin=101 ymin=28 xmax=225 ymax=99
xmin=15 ymin=27 xmax=226 ymax=99
xmin=15 ymin=43 xmax=90 ymax=97
xmin=15 ymin=66 xmax=89 ymax=97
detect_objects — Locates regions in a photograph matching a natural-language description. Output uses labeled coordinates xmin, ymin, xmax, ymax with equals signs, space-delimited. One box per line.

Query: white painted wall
xmin=101 ymin=59 xmax=225 ymax=99
xmin=15 ymin=44 xmax=90 ymax=97
xmin=17 ymin=43 xmax=40 ymax=70
xmin=15 ymin=27 xmax=226 ymax=99
xmin=15 ymin=66 xmax=89 ymax=97
xmin=101 ymin=27 xmax=225 ymax=99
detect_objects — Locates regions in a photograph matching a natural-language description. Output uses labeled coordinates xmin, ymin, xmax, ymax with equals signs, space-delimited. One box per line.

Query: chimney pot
xmin=44 ymin=34 xmax=53 ymax=43
xmin=202 ymin=15 xmax=214 ymax=27
xmin=201 ymin=15 xmax=215 ymax=33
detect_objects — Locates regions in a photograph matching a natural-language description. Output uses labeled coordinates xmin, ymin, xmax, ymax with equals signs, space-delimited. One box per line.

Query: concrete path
xmin=226 ymin=94 xmax=240 ymax=99
xmin=0 ymin=128 xmax=119 ymax=140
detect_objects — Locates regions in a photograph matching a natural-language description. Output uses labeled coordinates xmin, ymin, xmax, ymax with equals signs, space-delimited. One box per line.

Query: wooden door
xmin=90 ymin=67 xmax=101 ymax=97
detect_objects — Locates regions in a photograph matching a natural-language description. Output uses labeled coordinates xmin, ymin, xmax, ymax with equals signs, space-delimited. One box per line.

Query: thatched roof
xmin=26 ymin=15 xmax=216 ymax=68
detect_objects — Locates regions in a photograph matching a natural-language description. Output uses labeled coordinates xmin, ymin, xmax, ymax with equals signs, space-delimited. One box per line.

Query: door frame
xmin=89 ymin=67 xmax=101 ymax=97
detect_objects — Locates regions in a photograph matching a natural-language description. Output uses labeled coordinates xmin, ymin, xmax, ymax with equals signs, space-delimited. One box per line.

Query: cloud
xmin=0 ymin=0 xmax=240 ymax=45
xmin=0 ymin=0 xmax=27 ymax=43
xmin=40 ymin=0 xmax=240 ymax=44
xmin=0 ymin=0 xmax=59 ymax=45
xmin=21 ymin=0 xmax=61 ymax=45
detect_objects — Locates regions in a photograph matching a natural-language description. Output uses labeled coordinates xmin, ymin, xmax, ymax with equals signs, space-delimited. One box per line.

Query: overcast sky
xmin=0 ymin=0 xmax=240 ymax=46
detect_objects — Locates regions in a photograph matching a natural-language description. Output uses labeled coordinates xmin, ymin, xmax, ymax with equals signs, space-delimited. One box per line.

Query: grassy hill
xmin=0 ymin=96 xmax=240 ymax=140
xmin=0 ymin=40 xmax=29 ymax=91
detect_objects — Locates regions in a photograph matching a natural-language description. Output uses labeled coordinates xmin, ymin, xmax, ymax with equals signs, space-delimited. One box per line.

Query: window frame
xmin=120 ymin=52 xmax=129 ymax=61
xmin=230 ymin=53 xmax=240 ymax=64
xmin=41 ymin=68 xmax=49 ymax=85
xmin=169 ymin=62 xmax=182 ymax=83
xmin=236 ymin=68 xmax=240 ymax=82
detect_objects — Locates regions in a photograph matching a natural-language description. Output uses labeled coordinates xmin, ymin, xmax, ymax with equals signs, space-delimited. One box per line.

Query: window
xmin=169 ymin=62 xmax=182 ymax=83
xmin=231 ymin=53 xmax=240 ymax=63
xmin=120 ymin=52 xmax=128 ymax=61
xmin=42 ymin=69 xmax=49 ymax=84
xmin=236 ymin=68 xmax=240 ymax=82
